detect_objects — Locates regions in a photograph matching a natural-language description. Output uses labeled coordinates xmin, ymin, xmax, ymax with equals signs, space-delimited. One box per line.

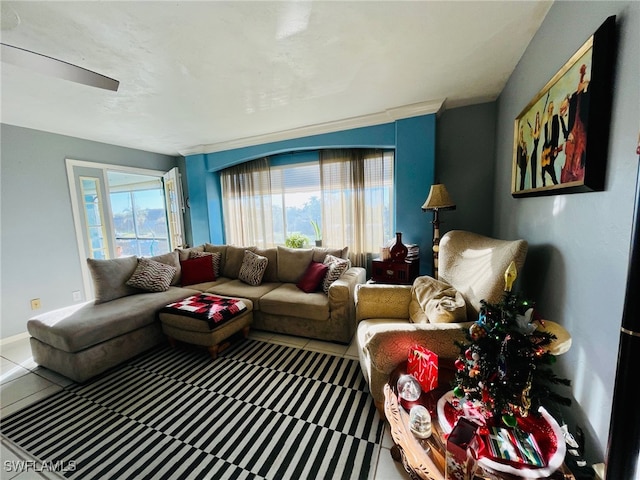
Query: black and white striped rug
xmin=1 ymin=339 xmax=384 ymax=480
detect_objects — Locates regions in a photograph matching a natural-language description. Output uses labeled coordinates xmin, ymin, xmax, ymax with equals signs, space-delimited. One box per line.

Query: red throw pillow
xmin=297 ymin=261 xmax=329 ymax=293
xmin=180 ymin=255 xmax=216 ymax=285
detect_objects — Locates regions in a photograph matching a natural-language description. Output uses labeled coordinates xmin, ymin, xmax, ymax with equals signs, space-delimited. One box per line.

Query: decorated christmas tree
xmin=453 ymin=262 xmax=571 ymax=426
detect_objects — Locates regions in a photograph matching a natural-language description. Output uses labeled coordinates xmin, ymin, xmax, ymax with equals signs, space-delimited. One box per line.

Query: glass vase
xmin=389 ymin=232 xmax=408 ymax=263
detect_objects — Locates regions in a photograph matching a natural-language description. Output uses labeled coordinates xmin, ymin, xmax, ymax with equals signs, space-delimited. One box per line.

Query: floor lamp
xmin=421 ymin=184 xmax=456 ymax=279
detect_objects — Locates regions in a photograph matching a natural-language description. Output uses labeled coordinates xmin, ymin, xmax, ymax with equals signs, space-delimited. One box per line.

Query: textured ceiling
xmin=0 ymin=1 xmax=552 ymax=156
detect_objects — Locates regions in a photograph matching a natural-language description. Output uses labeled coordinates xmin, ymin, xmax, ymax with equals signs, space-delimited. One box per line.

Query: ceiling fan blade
xmin=1 ymin=43 xmax=119 ymax=92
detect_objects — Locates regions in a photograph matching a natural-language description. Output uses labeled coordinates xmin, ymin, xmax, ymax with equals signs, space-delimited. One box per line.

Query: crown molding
xmin=179 ymin=98 xmax=445 ymax=156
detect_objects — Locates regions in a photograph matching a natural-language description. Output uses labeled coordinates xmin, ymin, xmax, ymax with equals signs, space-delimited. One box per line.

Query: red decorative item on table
xmin=407 ymin=345 xmax=438 ymax=393
xmin=437 ymin=391 xmax=566 ymax=478
xmin=445 ymin=417 xmax=480 ymax=480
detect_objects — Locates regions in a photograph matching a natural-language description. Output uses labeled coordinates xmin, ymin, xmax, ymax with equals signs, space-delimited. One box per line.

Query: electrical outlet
xmin=30 ymin=298 xmax=41 ymax=310
xmin=72 ymin=290 xmax=82 ymax=302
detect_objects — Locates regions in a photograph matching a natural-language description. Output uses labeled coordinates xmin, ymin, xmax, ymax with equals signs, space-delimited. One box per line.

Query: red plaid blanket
xmin=161 ymin=294 xmax=248 ymax=330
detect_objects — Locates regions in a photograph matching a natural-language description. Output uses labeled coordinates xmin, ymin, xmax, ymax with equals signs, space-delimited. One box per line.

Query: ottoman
xmin=159 ymin=293 xmax=253 ymax=359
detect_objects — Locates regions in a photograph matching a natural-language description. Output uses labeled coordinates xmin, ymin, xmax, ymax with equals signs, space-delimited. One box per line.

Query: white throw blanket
xmin=409 ymin=276 xmax=467 ymax=324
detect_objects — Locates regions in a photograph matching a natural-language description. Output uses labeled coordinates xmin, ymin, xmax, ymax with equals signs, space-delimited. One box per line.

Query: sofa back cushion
xmin=176 ymin=245 xmax=205 ymax=262
xmin=87 ymin=256 xmax=139 ymax=304
xmin=204 ymin=244 xmax=227 ymax=274
xmin=253 ymin=247 xmax=278 ymax=282
xmin=223 ymin=245 xmax=252 ymax=278
xmin=312 ymin=246 xmax=349 ymax=263
xmin=277 ymin=246 xmax=314 ymax=283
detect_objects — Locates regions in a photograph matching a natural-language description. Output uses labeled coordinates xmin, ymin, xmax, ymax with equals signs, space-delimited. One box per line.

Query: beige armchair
xmin=355 ymin=230 xmax=528 ymax=412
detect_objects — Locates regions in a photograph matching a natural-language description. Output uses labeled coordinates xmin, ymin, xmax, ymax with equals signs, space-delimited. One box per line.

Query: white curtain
xmin=220 ymin=158 xmax=274 ymax=247
xmin=319 ymin=149 xmax=394 ymax=267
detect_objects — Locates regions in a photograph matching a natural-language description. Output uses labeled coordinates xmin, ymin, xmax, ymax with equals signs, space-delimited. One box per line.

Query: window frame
xmin=66 ymin=159 xmax=183 ymax=299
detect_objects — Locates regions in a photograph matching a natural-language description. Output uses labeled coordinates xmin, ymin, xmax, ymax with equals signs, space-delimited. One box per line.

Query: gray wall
xmin=436 ymin=102 xmax=497 ymax=238
xmin=494 ymin=1 xmax=639 ymax=465
xmin=0 ymin=124 xmax=179 ymax=338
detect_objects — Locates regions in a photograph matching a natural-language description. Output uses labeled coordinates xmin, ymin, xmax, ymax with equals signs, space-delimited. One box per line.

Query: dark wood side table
xmin=371 ymin=257 xmax=420 ymax=284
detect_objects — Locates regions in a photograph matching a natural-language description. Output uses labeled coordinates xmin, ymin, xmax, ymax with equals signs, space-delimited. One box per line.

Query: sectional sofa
xmin=27 ymin=244 xmax=365 ymax=382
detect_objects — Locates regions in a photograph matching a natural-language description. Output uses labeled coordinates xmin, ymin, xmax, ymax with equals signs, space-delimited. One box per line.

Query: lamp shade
xmin=421 ymin=184 xmax=456 ymax=211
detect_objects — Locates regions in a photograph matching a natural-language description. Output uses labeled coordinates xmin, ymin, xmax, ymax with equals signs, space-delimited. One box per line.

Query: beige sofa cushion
xmin=27 ymin=286 xmax=200 ymax=352
xmin=260 ymin=284 xmax=329 ymax=321
xmin=206 ymin=279 xmax=280 ymax=309
xmin=204 ymin=244 xmax=228 ymax=273
xmin=312 ymin=246 xmax=349 ymax=263
xmin=276 ymin=246 xmax=313 ymax=283
xmin=409 ymin=276 xmax=466 ymax=324
xmin=254 ymin=247 xmax=278 ymax=283
xmin=223 ymin=245 xmax=252 ymax=278
xmin=87 ymin=256 xmax=139 ymax=304
xmin=176 ymin=245 xmax=205 ymax=261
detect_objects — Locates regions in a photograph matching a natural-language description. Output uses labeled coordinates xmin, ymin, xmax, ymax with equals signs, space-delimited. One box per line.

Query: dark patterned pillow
xmin=126 ymin=258 xmax=177 ymax=292
xmin=322 ymin=254 xmax=350 ymax=295
xmin=238 ymin=250 xmax=268 ymax=286
xmin=189 ymin=250 xmax=222 ymax=277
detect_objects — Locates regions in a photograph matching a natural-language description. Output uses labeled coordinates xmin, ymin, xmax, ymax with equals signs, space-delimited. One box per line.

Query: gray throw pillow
xmin=277 ymin=246 xmax=314 ymax=283
xmin=223 ymin=245 xmax=252 ymax=278
xmin=87 ymin=256 xmax=139 ymax=304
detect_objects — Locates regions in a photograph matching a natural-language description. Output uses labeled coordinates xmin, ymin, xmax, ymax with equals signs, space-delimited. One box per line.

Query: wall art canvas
xmin=512 ymin=16 xmax=616 ymax=198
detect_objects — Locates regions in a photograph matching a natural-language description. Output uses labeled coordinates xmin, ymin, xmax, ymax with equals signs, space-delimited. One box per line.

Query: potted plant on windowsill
xmin=310 ymin=220 xmax=322 ymax=247
xmin=285 ymin=232 xmax=310 ymax=248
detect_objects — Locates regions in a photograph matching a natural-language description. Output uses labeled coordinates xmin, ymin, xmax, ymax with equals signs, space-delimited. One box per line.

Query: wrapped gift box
xmin=407 ymin=345 xmax=438 ymax=393
xmin=485 ymin=426 xmax=546 ymax=467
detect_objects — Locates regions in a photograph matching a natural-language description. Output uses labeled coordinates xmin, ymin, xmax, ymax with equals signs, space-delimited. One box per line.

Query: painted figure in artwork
xmin=527 ymin=111 xmax=541 ymax=189
xmin=541 ymin=101 xmax=561 ymax=186
xmin=517 ymin=125 xmax=529 ymax=191
xmin=560 ymin=63 xmax=590 ymax=183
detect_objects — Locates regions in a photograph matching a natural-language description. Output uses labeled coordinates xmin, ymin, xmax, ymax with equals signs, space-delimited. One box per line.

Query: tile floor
xmin=1 ymin=331 xmax=410 ymax=480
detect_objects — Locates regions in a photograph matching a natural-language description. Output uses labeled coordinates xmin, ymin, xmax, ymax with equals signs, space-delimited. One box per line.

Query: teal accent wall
xmin=183 ymin=154 xmax=211 ymax=246
xmin=184 ymin=114 xmax=436 ymax=273
xmin=395 ymin=115 xmax=436 ymax=273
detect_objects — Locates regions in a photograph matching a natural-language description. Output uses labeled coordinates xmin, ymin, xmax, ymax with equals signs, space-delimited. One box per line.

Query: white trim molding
xmin=179 ymin=99 xmax=445 ymax=156
xmin=0 ymin=331 xmax=30 ymax=345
